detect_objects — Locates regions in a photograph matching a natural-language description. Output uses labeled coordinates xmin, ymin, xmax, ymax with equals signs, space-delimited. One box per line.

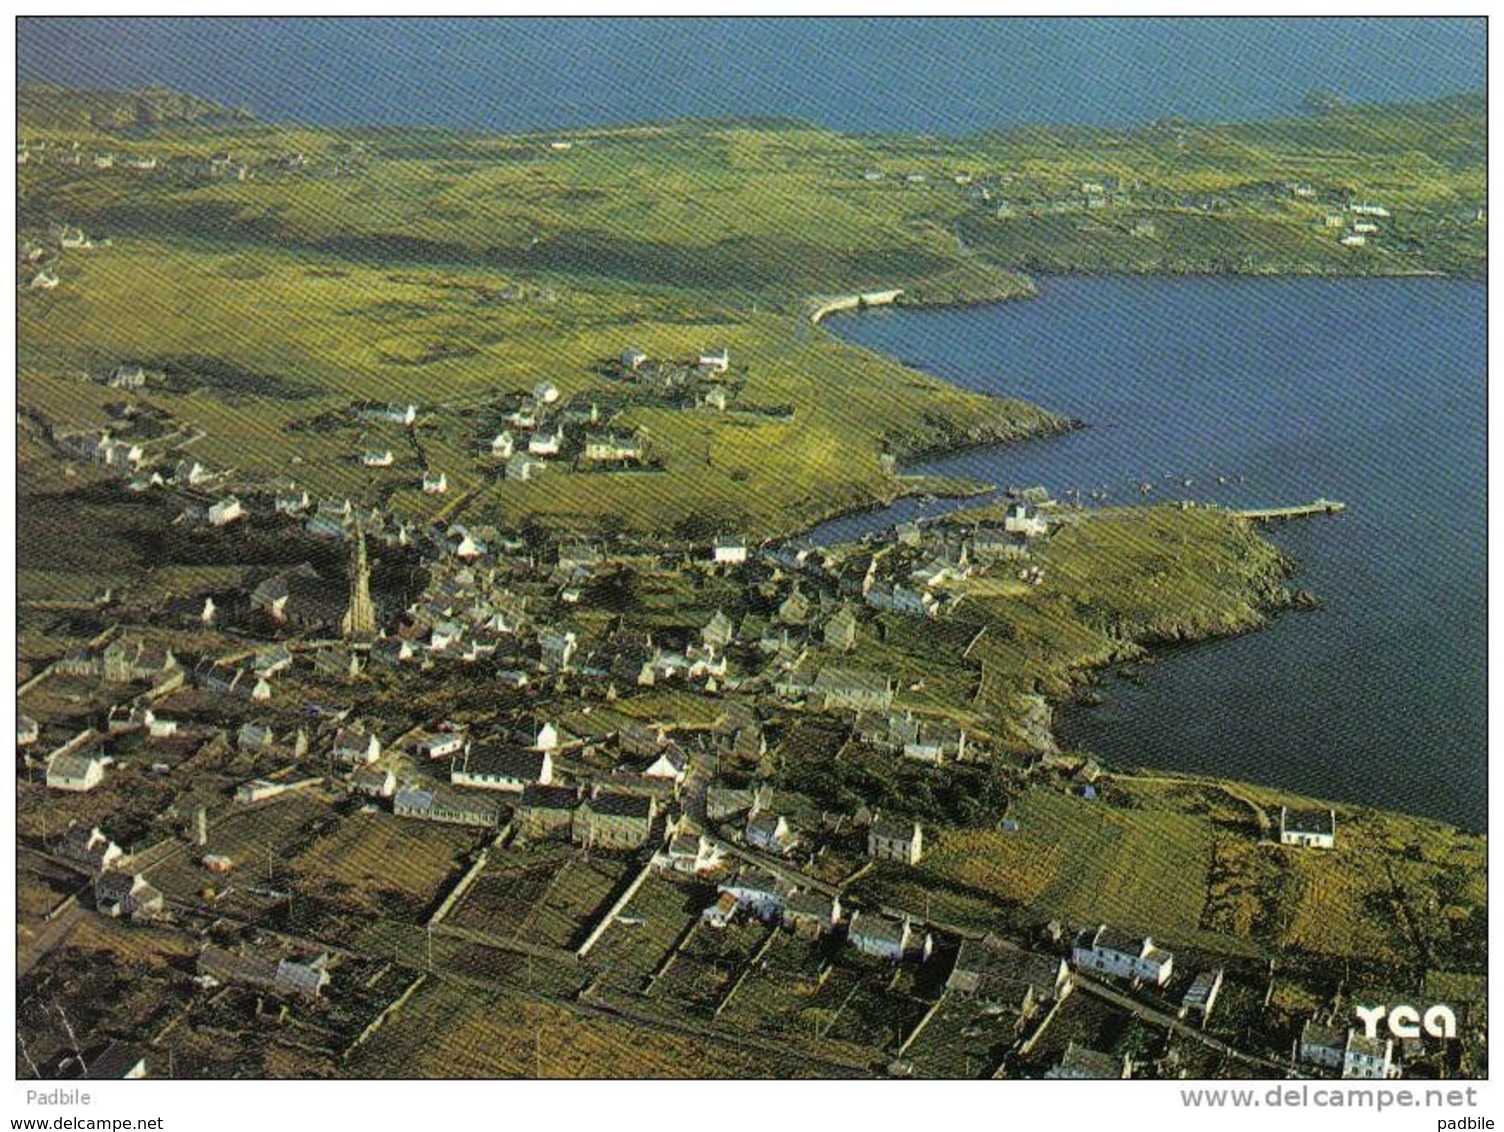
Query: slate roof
xmin=586 ymin=791 xmax=653 ymax=820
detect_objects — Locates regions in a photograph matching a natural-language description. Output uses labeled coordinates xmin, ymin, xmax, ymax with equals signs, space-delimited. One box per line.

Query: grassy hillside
xmin=18 ymin=237 xmax=1058 ymax=536
xmin=16 ymin=88 xmax=1484 ymax=536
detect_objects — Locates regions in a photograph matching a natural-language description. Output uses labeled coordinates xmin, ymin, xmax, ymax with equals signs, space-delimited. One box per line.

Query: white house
xmin=207 ymin=496 xmax=246 ymax=526
xmin=533 ymin=381 xmax=560 ymax=405
xmin=745 ymin=812 xmax=798 ymax=856
xmin=360 ymin=403 xmax=417 ymax=426
xmin=505 ymin=452 xmax=545 ymax=481
xmin=1298 ymin=1020 xmax=1346 ymax=1071
xmin=361 ymin=450 xmax=395 ymax=468
xmin=642 ymin=744 xmax=689 ymax=784
xmin=332 ymin=726 xmax=382 ymax=766
xmin=868 ymin=817 xmax=923 ymax=864
xmin=1343 ymin=1030 xmax=1395 ymax=1079
xmin=175 ymin=459 xmax=211 ymax=486
xmin=660 ymin=832 xmax=728 ymax=876
xmin=59 ymin=826 xmax=126 ymax=871
xmin=489 ymin=431 xmax=515 ymax=459
xmin=1072 ymin=924 xmax=1174 ymax=986
xmin=1180 ymin=967 xmax=1225 ymax=1023
xmin=698 ymin=347 xmax=729 ymax=373
xmin=717 ymin=868 xmax=789 ymax=921
xmin=504 ymin=402 xmax=538 ymax=429
xmin=17 ymin=715 xmax=39 ymax=747
xmin=539 ymin=630 xmax=577 ymax=671
xmin=451 ymin=746 xmax=552 ymax=792
xmin=528 ymin=424 xmax=565 ymax=457
xmin=712 ymin=535 xmax=748 ymax=565
xmin=1279 ymin=807 xmax=1336 ymax=850
xmin=848 ymin=912 xmax=931 ymax=962
xmin=902 ymin=721 xmax=966 ymax=765
xmin=415 ymin=731 xmax=467 ymax=760
xmin=102 ymin=440 xmax=144 ymax=470
xmin=351 ymin=765 xmax=398 ymax=799
xmin=1003 ymin=501 xmax=1050 ymax=538
xmin=47 ymin=750 xmax=107 ymax=792
xmin=422 ymin=471 xmax=448 ymax=494
xmin=274 ymin=489 xmax=310 ymax=515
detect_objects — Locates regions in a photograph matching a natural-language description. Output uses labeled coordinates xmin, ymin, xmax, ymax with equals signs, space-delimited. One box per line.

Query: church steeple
xmin=341 ymin=521 xmax=376 ymax=639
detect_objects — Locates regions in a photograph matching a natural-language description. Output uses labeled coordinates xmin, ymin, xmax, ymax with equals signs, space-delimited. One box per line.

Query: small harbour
xmin=821 ymin=275 xmax=1486 ymax=830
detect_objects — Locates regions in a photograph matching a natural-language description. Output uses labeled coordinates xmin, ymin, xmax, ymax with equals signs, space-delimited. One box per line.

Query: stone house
xmin=1046 ymin=1042 xmax=1131 ymax=1079
xmin=332 ymin=726 xmax=382 ymax=767
xmin=572 ymin=791 xmax=656 ymax=850
xmin=868 ymin=818 xmax=923 ymax=865
xmin=822 ymin=605 xmax=858 ymax=652
xmin=393 ymin=785 xmax=501 ymax=829
xmin=813 ymin=667 xmax=895 ymax=712
xmin=94 ymin=873 xmax=163 ymax=920
xmin=782 ymin=890 xmax=841 ymax=938
xmin=59 ymin=826 xmax=126 ymax=872
xmin=515 ymin=783 xmax=580 ymax=840
xmin=1179 ymin=967 xmax=1225 ymax=1024
xmin=746 ymin=812 xmax=799 ymax=856
xmin=947 ymin=936 xmax=1072 ymax=1023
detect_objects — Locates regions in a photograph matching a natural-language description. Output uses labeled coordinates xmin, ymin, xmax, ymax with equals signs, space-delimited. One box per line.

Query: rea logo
xmin=1355 ymin=1003 xmax=1457 ymax=1041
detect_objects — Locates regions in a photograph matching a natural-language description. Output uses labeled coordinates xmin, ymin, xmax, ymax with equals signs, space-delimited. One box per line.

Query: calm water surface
xmin=820 ymin=276 xmax=1486 ymax=830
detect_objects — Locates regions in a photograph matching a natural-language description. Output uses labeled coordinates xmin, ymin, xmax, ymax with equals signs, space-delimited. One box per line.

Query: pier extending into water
xmin=1234 ymin=499 xmax=1346 ymax=523
xmin=809 ymin=288 xmax=904 ymax=325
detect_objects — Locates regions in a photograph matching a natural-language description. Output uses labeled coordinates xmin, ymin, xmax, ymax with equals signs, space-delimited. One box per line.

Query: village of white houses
xmin=14 ymin=17 xmax=1487 ymax=1085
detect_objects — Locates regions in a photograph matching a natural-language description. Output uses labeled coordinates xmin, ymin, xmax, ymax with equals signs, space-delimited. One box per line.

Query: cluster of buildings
xmin=617 ymin=346 xmax=737 ymax=411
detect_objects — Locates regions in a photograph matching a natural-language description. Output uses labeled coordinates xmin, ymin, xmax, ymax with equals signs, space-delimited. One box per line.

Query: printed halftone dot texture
xmin=13 ymin=16 xmax=1488 ymax=1083
xmin=17 ymin=16 xmax=1487 ymax=132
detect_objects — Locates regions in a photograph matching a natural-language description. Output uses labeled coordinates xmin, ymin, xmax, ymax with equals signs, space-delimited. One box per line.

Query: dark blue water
xmin=18 ymin=18 xmax=1484 ymax=136
xmin=821 ymin=277 xmax=1486 ymax=830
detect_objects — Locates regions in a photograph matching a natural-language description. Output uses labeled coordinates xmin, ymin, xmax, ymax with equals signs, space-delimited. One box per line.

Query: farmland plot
xmin=648 ymin=915 xmax=770 ymax=1017
xmin=344 ymin=979 xmax=797 ymax=1079
xmin=447 ymin=844 xmax=640 ymax=951
xmin=286 ymin=810 xmax=482 ymax=922
xmin=584 ymin=871 xmax=707 ymax=995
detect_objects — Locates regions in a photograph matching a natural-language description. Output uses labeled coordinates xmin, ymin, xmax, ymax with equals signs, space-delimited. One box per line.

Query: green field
xmin=17 ymin=89 xmax=1483 ymax=539
xmin=850 ymin=777 xmax=1486 ymax=973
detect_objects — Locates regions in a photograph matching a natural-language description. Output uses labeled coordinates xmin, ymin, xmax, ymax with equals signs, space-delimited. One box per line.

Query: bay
xmin=819 ymin=276 xmax=1486 ymax=830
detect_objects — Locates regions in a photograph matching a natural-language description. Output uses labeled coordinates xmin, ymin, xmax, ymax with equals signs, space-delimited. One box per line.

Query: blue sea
xmin=820 ymin=277 xmax=1486 ymax=830
xmin=17 ymin=17 xmax=1485 ymax=137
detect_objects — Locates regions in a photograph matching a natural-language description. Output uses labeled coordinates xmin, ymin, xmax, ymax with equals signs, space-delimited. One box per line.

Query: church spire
xmin=341 ymin=520 xmax=376 ymax=639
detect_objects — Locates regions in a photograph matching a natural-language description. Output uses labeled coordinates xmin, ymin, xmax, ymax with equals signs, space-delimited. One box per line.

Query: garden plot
xmin=583 ymin=871 xmax=708 ymax=995
xmin=446 ymin=843 xmax=640 ymax=951
xmin=285 ymin=809 xmax=482 ymax=922
xmin=646 ymin=914 xmax=771 ymax=1018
